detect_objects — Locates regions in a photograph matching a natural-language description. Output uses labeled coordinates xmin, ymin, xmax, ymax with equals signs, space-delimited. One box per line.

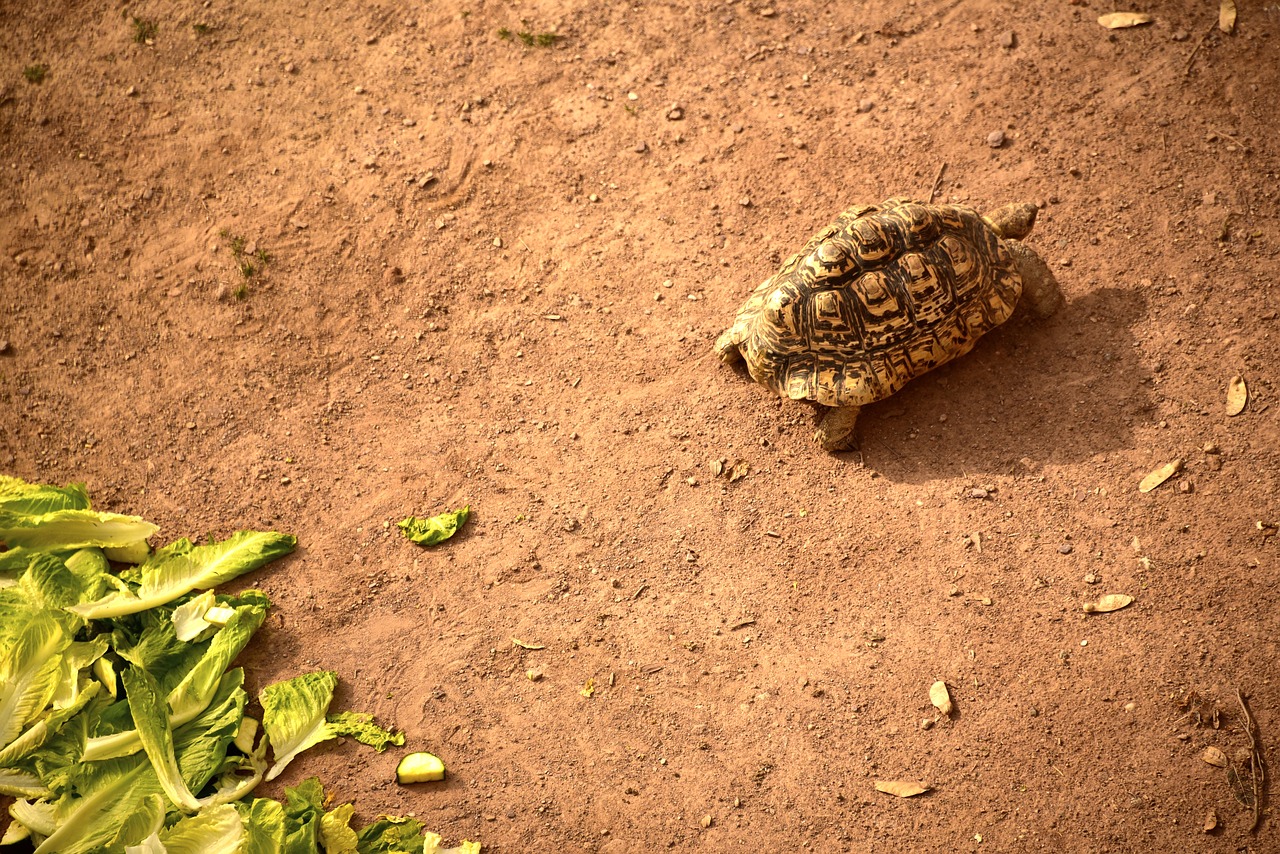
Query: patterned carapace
xmin=717 ymin=198 xmax=1024 ymax=408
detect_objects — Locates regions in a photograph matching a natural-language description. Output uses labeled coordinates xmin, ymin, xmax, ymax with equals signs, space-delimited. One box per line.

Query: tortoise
xmin=715 ymin=197 xmax=1062 ymax=451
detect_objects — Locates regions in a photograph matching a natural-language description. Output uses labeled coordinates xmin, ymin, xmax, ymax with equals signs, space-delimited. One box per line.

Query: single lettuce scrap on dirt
xmin=0 ymin=476 xmax=478 ymax=853
xmin=398 ymin=506 xmax=470 ymax=546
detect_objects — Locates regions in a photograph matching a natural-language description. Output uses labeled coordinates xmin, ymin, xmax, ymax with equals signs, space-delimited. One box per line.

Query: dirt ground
xmin=3 ymin=0 xmax=1279 ymax=850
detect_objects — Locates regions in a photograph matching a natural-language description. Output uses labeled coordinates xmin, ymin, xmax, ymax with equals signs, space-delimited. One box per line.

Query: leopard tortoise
xmin=715 ymin=197 xmax=1062 ymax=451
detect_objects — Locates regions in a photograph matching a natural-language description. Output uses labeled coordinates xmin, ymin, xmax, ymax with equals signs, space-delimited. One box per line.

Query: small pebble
xmin=492 ymin=237 xmax=503 ymax=248
xmin=1084 ymin=573 xmax=1099 ymax=584
xmin=667 ymin=105 xmax=684 ymax=120
xmin=986 ymin=129 xmax=1006 ymax=148
xmin=1202 ymin=442 xmax=1220 ymax=454
xmin=0 ymin=341 xmax=10 ymax=354
xmin=633 ymin=141 xmax=648 ymax=153
xmin=856 ymin=99 xmax=875 ymax=113
xmin=1058 ymin=543 xmax=1074 ymax=555
xmin=920 ymin=718 xmax=934 ymax=730
xmin=999 ymin=30 xmax=1017 ymax=49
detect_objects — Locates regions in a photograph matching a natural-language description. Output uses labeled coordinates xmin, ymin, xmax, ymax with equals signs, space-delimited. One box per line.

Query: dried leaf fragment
xmin=1083 ymin=593 xmax=1134 ymax=613
xmin=1139 ymin=459 xmax=1183 ymax=493
xmin=929 ymin=681 xmax=953 ymax=715
xmin=874 ymin=780 xmax=930 ymax=798
xmin=1097 ymin=12 xmax=1154 ymax=29
xmin=1201 ymin=745 xmax=1228 ymax=768
xmin=1226 ymin=375 xmax=1248 ymax=416
xmin=729 ymin=461 xmax=749 ymax=483
xmin=1203 ymin=808 xmax=1218 ymax=832
xmin=511 ymin=637 xmax=545 ymax=650
xmin=580 ymin=678 xmax=596 ymax=698
xmin=1219 ymin=0 xmax=1237 ymax=34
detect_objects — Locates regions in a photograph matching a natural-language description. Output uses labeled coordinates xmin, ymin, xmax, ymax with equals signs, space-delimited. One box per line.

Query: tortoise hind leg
xmin=814 ymin=405 xmax=861 ymax=452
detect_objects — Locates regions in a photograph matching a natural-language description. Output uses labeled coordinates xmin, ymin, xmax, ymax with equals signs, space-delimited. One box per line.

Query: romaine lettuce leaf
xmin=123 ymin=666 xmax=202 ymax=812
xmin=126 ymin=802 xmax=244 ymax=854
xmin=69 ymin=531 xmax=295 ymax=619
xmin=261 ymin=671 xmax=340 ymax=782
xmin=0 ymin=476 xmax=90 ymax=515
xmin=0 ymin=508 xmax=159 ymax=552
xmin=0 ymin=612 xmax=70 ymax=750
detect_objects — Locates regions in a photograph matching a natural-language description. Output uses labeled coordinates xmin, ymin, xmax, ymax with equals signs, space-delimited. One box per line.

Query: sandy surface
xmin=2 ymin=0 xmax=1279 ymax=850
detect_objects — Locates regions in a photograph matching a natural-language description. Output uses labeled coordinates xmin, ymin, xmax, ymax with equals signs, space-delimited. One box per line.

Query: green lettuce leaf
xmin=0 ymin=508 xmax=159 ymax=552
xmin=281 ymin=777 xmax=326 ymax=852
xmin=32 ymin=753 xmax=164 ymax=854
xmin=261 ymin=671 xmax=339 ymax=782
xmin=0 ymin=476 xmax=90 ymax=515
xmin=127 ymin=802 xmax=245 ymax=854
xmin=320 ymin=802 xmax=360 ymax=854
xmin=0 ymin=612 xmax=70 ymax=750
xmin=237 ymin=797 xmax=287 ymax=854
xmin=123 ymin=666 xmax=202 ymax=812
xmin=355 ymin=816 xmax=427 ymax=854
xmin=85 ymin=596 xmax=267 ymax=762
xmin=397 ymin=507 xmax=469 ymax=546
xmin=69 ymin=531 xmax=296 ymax=619
xmin=327 ymin=711 xmax=404 ymax=752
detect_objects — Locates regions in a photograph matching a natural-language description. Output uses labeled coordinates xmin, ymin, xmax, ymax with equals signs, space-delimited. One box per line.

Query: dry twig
xmin=1235 ymin=689 xmax=1265 ymax=832
xmin=927 ymin=162 xmax=946 ymax=204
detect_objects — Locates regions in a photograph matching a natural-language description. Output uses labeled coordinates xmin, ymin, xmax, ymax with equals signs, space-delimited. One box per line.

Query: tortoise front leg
xmin=814 ymin=405 xmax=861 ymax=452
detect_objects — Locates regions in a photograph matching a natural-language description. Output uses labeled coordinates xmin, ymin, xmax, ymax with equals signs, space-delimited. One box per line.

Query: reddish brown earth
xmin=2 ymin=0 xmax=1279 ymax=850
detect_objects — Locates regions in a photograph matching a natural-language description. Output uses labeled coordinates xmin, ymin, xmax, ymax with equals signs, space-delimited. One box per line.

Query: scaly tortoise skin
xmin=716 ymin=197 xmax=1061 ymax=451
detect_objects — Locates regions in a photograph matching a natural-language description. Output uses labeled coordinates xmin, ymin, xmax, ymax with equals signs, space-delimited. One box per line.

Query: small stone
xmin=999 ymin=30 xmax=1017 ymax=48
xmin=1178 ymin=480 xmax=1194 ymax=494
xmin=362 ymin=156 xmax=378 ymax=169
xmin=1124 ymin=701 xmax=1136 ymax=711
xmin=980 ymin=597 xmax=993 ymax=606
xmin=186 ymin=422 xmax=197 ymax=430
xmin=284 ymin=62 xmax=297 ymax=74
xmin=966 ymin=487 xmax=990 ymax=500
xmin=666 ymin=105 xmax=684 ymax=120
xmin=1058 ymin=543 xmax=1074 ymax=555
xmin=1206 ymin=456 xmax=1223 ymax=471
xmin=856 ymin=99 xmax=875 ymax=113
xmin=700 ymin=814 xmax=713 ymax=828
xmin=1202 ymin=441 xmax=1220 ymax=454
xmin=492 ymin=237 xmax=503 ymax=248
xmin=1084 ymin=573 xmax=1099 ymax=584
xmin=920 ymin=718 xmax=934 ymax=730
xmin=633 ymin=141 xmax=648 ymax=153
xmin=759 ymin=7 xmax=776 ymax=17
xmin=986 ymin=129 xmax=1006 ymax=148
xmin=589 ymin=193 xmax=600 ymax=202
xmin=738 ymin=197 xmax=752 ymax=207
xmin=1172 ymin=30 xmax=1190 ymax=42
xmin=354 ymin=85 xmax=365 ymax=94
xmin=526 ymin=668 xmax=543 ymax=682
xmin=402 ymin=117 xmax=416 ymax=126
xmin=280 ymin=476 xmax=291 ymax=485
xmin=0 ymin=341 xmax=10 ymax=354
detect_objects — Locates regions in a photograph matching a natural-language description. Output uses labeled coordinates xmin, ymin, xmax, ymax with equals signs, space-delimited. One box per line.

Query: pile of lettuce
xmin=0 ymin=476 xmax=477 ymax=853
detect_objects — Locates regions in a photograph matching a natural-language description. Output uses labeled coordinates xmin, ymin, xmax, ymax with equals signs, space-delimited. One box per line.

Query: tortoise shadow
xmin=850 ymin=286 xmax=1151 ymax=483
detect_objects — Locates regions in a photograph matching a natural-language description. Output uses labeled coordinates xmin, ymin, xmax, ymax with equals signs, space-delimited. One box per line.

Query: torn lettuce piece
xmin=236 ymin=797 xmax=287 ymax=854
xmin=69 ymin=531 xmax=296 ymax=619
xmin=31 ymin=753 xmax=165 ymax=854
xmin=326 ymin=711 xmax=404 ymax=752
xmin=260 ymin=671 xmax=340 ymax=782
xmin=172 ymin=590 xmax=220 ymax=642
xmin=397 ymin=506 xmax=470 ymax=546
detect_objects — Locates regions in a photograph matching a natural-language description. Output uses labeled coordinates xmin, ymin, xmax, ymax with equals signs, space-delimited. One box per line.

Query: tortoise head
xmin=983 ymin=203 xmax=1039 ymax=241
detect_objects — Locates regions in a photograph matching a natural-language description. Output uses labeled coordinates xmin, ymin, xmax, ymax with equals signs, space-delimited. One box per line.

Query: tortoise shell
xmin=716 ymin=198 xmax=1025 ymax=408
